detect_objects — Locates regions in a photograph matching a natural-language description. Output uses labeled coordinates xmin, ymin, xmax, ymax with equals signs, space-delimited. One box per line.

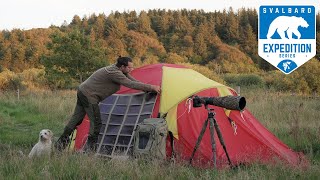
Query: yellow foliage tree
xmin=0 ymin=69 xmax=19 ymax=90
xmin=180 ymin=63 xmax=225 ymax=84
xmin=164 ymin=53 xmax=186 ymax=64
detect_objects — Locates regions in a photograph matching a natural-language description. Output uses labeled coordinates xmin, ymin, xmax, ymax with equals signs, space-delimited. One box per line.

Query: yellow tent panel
xmin=160 ymin=66 xmax=231 ymax=138
xmin=160 ymin=66 xmax=225 ymax=114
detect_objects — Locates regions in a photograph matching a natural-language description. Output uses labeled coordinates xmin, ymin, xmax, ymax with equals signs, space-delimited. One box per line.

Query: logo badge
xmin=258 ymin=5 xmax=316 ymax=74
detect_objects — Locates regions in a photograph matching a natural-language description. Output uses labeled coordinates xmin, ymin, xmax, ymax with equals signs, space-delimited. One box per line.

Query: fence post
xmin=17 ymin=88 xmax=20 ymax=101
xmin=236 ymin=86 xmax=241 ymax=96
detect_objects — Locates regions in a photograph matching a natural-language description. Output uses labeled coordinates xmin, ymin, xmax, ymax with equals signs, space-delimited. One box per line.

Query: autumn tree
xmin=70 ymin=15 xmax=82 ymax=29
xmin=137 ymin=11 xmax=157 ymax=37
xmin=105 ymin=13 xmax=128 ymax=38
xmin=42 ymin=30 xmax=107 ymax=88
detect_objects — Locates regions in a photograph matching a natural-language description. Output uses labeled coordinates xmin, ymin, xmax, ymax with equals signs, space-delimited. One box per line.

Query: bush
xmin=0 ymin=68 xmax=47 ymax=91
xmin=223 ymin=74 xmax=265 ymax=88
xmin=19 ymin=68 xmax=47 ymax=90
xmin=0 ymin=69 xmax=22 ymax=90
xmin=208 ymin=43 xmax=260 ymax=74
xmin=180 ymin=63 xmax=225 ymax=84
xmin=263 ymin=71 xmax=312 ymax=94
xmin=190 ymin=58 xmax=320 ymax=95
xmin=295 ymin=58 xmax=320 ymax=93
xmin=164 ymin=53 xmax=187 ymax=64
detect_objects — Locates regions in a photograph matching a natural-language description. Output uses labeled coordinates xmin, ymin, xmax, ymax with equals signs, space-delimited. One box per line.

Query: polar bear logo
xmin=266 ymin=16 xmax=309 ymax=39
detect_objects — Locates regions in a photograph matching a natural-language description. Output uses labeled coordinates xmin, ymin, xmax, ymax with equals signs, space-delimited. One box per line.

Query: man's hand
xmin=151 ymin=85 xmax=161 ymax=94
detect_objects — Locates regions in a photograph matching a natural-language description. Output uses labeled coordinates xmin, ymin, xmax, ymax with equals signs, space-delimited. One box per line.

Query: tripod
xmin=189 ymin=105 xmax=232 ymax=168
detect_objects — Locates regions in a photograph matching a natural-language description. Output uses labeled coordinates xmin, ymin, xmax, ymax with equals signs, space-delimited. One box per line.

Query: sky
xmin=0 ymin=0 xmax=318 ymax=30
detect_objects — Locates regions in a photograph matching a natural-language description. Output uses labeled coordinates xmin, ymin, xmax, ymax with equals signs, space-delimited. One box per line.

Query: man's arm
xmin=126 ymin=73 xmax=139 ymax=82
xmin=112 ymin=72 xmax=159 ymax=92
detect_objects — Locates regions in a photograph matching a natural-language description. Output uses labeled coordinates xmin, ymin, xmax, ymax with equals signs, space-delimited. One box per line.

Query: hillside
xmin=0 ymin=9 xmax=319 ymax=93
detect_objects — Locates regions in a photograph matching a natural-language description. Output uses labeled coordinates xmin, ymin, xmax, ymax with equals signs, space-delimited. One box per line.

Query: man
xmin=55 ymin=56 xmax=160 ymax=151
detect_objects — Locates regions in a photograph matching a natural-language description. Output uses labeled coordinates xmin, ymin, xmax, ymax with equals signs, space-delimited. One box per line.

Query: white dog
xmin=28 ymin=129 xmax=53 ymax=158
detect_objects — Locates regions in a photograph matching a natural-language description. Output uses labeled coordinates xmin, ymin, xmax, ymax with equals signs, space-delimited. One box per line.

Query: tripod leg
xmin=209 ymin=117 xmax=217 ymax=168
xmin=212 ymin=118 xmax=232 ymax=166
xmin=189 ymin=119 xmax=209 ymax=164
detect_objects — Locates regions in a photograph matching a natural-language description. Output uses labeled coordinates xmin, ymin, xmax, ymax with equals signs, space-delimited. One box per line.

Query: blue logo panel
xmin=258 ymin=5 xmax=316 ymax=74
xmin=259 ymin=6 xmax=315 ymax=39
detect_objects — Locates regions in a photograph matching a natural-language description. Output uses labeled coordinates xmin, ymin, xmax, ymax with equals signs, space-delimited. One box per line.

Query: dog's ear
xmin=48 ymin=129 xmax=53 ymax=137
xmin=48 ymin=130 xmax=53 ymax=137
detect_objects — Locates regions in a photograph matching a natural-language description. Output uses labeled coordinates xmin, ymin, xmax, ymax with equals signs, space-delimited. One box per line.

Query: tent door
xmin=95 ymin=92 xmax=157 ymax=158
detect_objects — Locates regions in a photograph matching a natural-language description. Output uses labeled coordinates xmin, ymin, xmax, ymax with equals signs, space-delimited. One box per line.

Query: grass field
xmin=0 ymin=89 xmax=319 ymax=179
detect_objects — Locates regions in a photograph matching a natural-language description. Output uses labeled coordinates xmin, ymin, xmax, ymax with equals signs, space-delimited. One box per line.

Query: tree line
xmin=0 ymin=9 xmax=319 ymax=92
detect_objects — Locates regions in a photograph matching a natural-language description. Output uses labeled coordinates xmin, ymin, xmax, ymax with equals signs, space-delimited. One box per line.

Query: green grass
xmin=0 ymin=90 xmax=75 ymax=146
xmin=0 ymin=89 xmax=319 ymax=179
xmin=241 ymin=88 xmax=320 ymax=162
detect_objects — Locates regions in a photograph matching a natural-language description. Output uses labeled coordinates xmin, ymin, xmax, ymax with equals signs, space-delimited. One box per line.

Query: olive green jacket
xmin=79 ymin=64 xmax=153 ymax=103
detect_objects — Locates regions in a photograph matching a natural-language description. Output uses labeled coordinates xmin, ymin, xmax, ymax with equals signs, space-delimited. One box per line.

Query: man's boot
xmin=55 ymin=127 xmax=74 ymax=152
xmin=83 ymin=135 xmax=98 ymax=153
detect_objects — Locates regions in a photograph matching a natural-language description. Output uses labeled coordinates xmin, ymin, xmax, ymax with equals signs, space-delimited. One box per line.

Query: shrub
xmin=164 ymin=53 xmax=187 ymax=64
xmin=180 ymin=63 xmax=225 ymax=84
xmin=223 ymin=74 xmax=265 ymax=88
xmin=294 ymin=58 xmax=320 ymax=93
xmin=262 ymin=69 xmax=315 ymax=94
xmin=208 ymin=43 xmax=260 ymax=74
xmin=0 ymin=68 xmax=47 ymax=91
xmin=0 ymin=69 xmax=22 ymax=90
xmin=18 ymin=68 xmax=47 ymax=90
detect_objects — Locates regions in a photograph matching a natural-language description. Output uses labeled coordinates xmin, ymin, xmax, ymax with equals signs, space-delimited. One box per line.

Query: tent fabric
xmin=160 ymin=66 xmax=225 ymax=114
xmin=174 ymin=88 xmax=301 ymax=167
xmin=73 ymin=63 xmax=304 ymax=168
xmin=160 ymin=66 xmax=229 ymax=138
xmin=74 ymin=115 xmax=90 ymax=150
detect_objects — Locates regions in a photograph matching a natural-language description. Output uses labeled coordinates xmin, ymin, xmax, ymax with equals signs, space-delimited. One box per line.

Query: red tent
xmin=73 ymin=64 xmax=304 ymax=168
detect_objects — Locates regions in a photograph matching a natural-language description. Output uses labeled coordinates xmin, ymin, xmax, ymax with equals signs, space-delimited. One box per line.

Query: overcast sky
xmin=0 ymin=0 xmax=318 ymax=30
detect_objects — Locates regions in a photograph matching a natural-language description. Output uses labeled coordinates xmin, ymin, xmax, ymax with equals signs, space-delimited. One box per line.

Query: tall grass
xmin=241 ymin=88 xmax=320 ymax=159
xmin=0 ymin=89 xmax=319 ymax=179
xmin=0 ymin=90 xmax=75 ymax=146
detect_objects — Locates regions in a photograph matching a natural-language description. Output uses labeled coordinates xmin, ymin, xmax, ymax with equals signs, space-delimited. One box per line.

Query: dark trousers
xmin=66 ymin=89 xmax=102 ymax=141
